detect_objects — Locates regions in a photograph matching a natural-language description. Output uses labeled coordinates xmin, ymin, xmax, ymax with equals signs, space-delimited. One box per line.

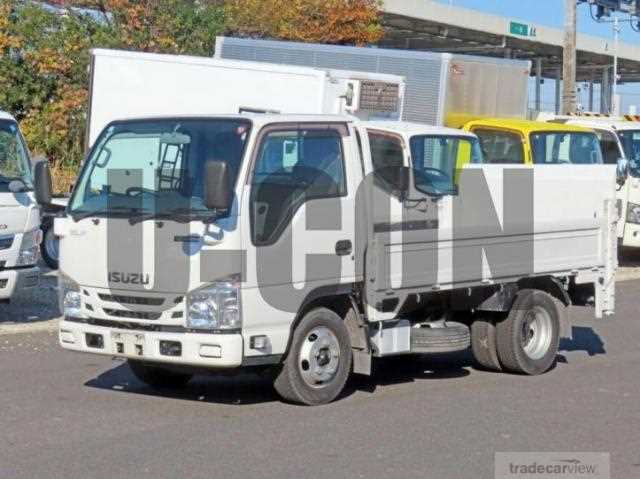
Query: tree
xmin=0 ymin=0 xmax=225 ymax=190
xmin=225 ymin=0 xmax=383 ymax=45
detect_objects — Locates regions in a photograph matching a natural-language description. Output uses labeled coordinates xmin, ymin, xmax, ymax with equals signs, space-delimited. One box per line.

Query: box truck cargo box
xmin=214 ymin=36 xmax=531 ymax=126
xmin=86 ymin=49 xmax=406 ymax=147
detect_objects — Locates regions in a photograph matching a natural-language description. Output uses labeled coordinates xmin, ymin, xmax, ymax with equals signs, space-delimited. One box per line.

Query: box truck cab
xmin=460 ymin=118 xmax=603 ymax=166
xmin=0 ymin=111 xmax=43 ymax=300
xmin=541 ymin=116 xmax=640 ymax=248
xmin=57 ymin=113 xmax=617 ymax=405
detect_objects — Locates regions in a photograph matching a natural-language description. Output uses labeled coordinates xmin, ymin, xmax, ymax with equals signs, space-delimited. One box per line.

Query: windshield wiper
xmin=71 ymin=206 xmax=148 ymax=221
xmin=128 ymin=207 xmax=219 ymax=225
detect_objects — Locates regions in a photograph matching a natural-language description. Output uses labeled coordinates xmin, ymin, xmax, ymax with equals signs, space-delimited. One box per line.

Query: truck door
xmin=357 ymin=128 xmax=457 ymax=321
xmin=241 ymin=122 xmax=360 ymax=346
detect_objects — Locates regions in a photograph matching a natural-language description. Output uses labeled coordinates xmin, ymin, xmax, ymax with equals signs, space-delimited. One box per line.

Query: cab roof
xmin=0 ymin=111 xmax=16 ymax=122
xmin=363 ymin=121 xmax=476 ymax=138
xmin=563 ymin=118 xmax=640 ymax=132
xmin=103 ymin=113 xmax=356 ymax=128
xmin=464 ymin=118 xmax=594 ymax=135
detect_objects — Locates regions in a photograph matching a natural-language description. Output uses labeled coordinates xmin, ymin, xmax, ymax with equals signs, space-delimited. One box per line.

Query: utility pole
xmin=562 ymin=0 xmax=578 ymax=114
xmin=612 ymin=14 xmax=621 ymax=115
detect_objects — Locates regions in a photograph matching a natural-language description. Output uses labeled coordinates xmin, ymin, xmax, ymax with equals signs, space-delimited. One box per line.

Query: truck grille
xmin=98 ymin=293 xmax=164 ymax=306
xmin=102 ymin=308 xmax=162 ymax=320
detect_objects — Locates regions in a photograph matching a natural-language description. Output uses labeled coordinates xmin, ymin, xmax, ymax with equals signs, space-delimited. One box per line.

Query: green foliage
xmin=0 ymin=0 xmax=226 ymax=190
xmin=0 ymin=0 xmax=383 ymax=192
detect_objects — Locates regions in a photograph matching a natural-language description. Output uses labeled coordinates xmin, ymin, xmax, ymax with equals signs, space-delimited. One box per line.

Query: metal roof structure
xmin=380 ymin=0 xmax=640 ymax=82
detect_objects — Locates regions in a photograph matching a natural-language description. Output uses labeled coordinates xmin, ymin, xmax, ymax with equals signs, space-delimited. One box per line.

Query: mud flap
xmin=344 ymin=302 xmax=372 ymax=376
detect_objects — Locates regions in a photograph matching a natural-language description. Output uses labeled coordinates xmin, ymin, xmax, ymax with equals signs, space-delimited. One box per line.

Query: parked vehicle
xmin=85 ymin=48 xmax=406 ymax=147
xmin=459 ymin=118 xmax=604 ymax=166
xmin=539 ymin=114 xmax=640 ymax=249
xmin=214 ymin=36 xmax=605 ymax=167
xmin=0 ymin=111 xmax=51 ymax=301
xmin=56 ymin=112 xmax=618 ymax=405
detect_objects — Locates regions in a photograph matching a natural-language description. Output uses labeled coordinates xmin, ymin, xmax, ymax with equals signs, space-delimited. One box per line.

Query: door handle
xmin=335 ymin=240 xmax=352 ymax=256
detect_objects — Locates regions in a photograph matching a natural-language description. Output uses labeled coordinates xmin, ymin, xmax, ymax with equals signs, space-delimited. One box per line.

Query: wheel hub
xmin=298 ymin=326 xmax=340 ymax=388
xmin=521 ymin=306 xmax=553 ymax=360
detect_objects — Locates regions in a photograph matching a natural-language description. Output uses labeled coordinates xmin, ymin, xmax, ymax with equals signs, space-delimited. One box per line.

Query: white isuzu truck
xmin=0 ymin=111 xmax=45 ymax=301
xmin=55 ymin=112 xmax=617 ymax=405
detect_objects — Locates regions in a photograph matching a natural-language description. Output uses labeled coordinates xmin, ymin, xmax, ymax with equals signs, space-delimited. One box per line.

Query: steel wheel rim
xmin=521 ymin=306 xmax=553 ymax=360
xmin=44 ymin=227 xmax=59 ymax=262
xmin=298 ymin=326 xmax=341 ymax=388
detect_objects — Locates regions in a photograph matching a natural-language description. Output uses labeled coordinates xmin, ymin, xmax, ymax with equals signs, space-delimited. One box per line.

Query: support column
xmin=601 ymin=68 xmax=611 ymax=114
xmin=588 ymin=77 xmax=594 ymax=112
xmin=555 ymin=68 xmax=562 ymax=115
xmin=562 ymin=0 xmax=577 ymax=114
xmin=535 ymin=58 xmax=543 ymax=112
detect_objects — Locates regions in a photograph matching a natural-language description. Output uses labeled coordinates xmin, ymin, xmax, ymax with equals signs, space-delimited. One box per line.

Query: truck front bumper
xmin=59 ymin=319 xmax=243 ymax=368
xmin=0 ymin=266 xmax=40 ymax=300
xmin=622 ymin=222 xmax=640 ymax=248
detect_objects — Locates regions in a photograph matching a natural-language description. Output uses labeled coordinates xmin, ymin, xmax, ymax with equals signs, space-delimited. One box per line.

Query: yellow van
xmin=458 ymin=118 xmax=603 ymax=165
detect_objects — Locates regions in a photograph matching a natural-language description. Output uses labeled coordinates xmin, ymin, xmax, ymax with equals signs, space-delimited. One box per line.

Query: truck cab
xmin=460 ymin=118 xmax=602 ymax=166
xmin=0 ymin=111 xmax=41 ymax=300
xmin=543 ymin=116 xmax=640 ymax=248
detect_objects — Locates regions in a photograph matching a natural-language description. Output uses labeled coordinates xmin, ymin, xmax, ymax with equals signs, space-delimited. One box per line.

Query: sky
xmin=434 ymin=0 xmax=640 ymax=112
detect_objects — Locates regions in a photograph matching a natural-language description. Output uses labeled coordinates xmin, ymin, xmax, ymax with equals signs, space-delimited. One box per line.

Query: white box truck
xmin=85 ymin=49 xmax=406 ymax=148
xmin=56 ymin=108 xmax=618 ymax=404
xmin=0 ymin=111 xmax=45 ymax=301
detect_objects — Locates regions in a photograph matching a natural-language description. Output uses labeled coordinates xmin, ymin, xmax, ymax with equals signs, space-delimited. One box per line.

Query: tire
xmin=495 ymin=289 xmax=560 ymax=375
xmin=274 ymin=308 xmax=352 ymax=405
xmin=471 ymin=318 xmax=502 ymax=371
xmin=40 ymin=218 xmax=59 ymax=270
xmin=410 ymin=321 xmax=470 ymax=354
xmin=128 ymin=360 xmax=193 ymax=389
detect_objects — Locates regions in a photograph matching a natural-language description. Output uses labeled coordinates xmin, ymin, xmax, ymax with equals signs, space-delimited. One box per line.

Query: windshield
xmin=530 ymin=132 xmax=603 ymax=165
xmin=617 ymin=130 xmax=640 ymax=174
xmin=69 ymin=119 xmax=251 ymax=219
xmin=0 ymin=120 xmax=33 ymax=191
xmin=409 ymin=135 xmax=483 ymax=195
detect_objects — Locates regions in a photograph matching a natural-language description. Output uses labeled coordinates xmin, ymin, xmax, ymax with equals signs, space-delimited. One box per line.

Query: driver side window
xmin=474 ymin=129 xmax=524 ymax=164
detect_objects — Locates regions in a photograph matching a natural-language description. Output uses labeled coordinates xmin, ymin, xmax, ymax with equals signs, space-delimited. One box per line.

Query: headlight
xmin=16 ymin=229 xmax=42 ymax=266
xmin=58 ymin=273 xmax=86 ymax=318
xmin=627 ymin=202 xmax=640 ymax=224
xmin=187 ymin=280 xmax=241 ymax=330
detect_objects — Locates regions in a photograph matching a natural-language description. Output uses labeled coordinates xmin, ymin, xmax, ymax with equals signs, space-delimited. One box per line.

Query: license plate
xmin=111 ymin=332 xmax=146 ymax=357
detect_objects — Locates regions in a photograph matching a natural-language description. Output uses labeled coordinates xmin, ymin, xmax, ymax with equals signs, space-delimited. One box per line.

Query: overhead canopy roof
xmin=380 ymin=0 xmax=640 ymax=82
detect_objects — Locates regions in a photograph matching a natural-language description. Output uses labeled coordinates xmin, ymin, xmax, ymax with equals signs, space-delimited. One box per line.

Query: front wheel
xmin=40 ymin=217 xmax=59 ymax=269
xmin=274 ymin=308 xmax=352 ymax=405
xmin=496 ymin=289 xmax=560 ymax=375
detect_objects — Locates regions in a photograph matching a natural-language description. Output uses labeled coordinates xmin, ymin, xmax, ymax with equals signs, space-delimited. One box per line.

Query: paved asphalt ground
xmin=1 ymin=272 xmax=639 ymax=478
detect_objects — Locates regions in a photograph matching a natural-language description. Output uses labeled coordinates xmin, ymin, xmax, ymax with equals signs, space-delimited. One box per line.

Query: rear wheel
xmin=128 ymin=360 xmax=193 ymax=389
xmin=274 ymin=308 xmax=352 ymax=405
xmin=495 ymin=289 xmax=560 ymax=375
xmin=471 ymin=318 xmax=502 ymax=371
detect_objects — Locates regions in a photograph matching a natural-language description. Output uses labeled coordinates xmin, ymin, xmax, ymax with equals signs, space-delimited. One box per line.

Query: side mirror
xmin=617 ymin=157 xmax=629 ymax=186
xmin=394 ymin=166 xmax=410 ymax=198
xmin=33 ymin=159 xmax=53 ymax=205
xmin=203 ymin=160 xmax=232 ymax=211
